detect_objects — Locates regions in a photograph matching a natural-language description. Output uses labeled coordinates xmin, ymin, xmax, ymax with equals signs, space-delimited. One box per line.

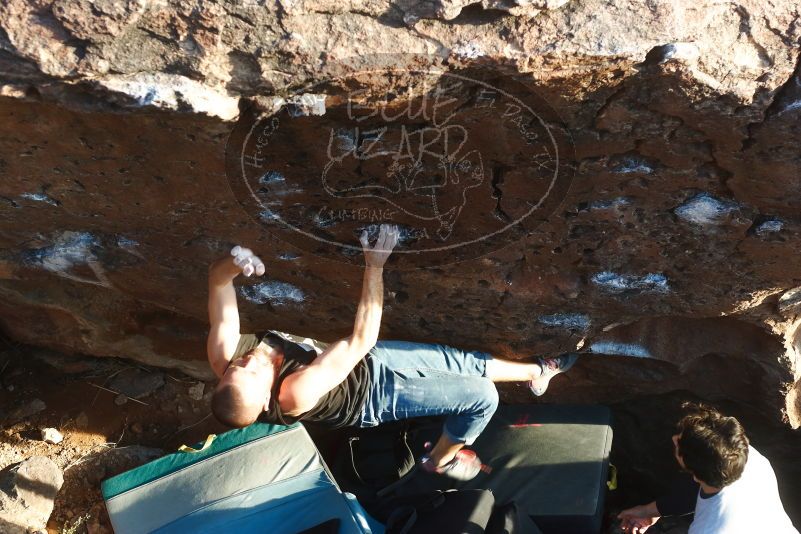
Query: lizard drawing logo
xmin=226 ymin=62 xmax=574 ymax=267
xmin=321 ymin=117 xmax=485 ymax=240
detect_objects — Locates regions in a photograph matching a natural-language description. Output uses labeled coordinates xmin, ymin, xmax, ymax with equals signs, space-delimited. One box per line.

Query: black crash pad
xmin=402 ymin=404 xmax=613 ymax=534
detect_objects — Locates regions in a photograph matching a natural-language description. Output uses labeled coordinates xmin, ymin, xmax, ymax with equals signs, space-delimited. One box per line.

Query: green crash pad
xmin=102 ymin=422 xmax=382 ymax=534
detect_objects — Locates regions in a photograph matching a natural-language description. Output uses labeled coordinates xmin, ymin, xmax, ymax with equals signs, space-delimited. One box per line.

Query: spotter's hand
xmin=617 ymin=505 xmax=660 ymax=534
xmin=360 ymin=224 xmax=399 ymax=268
xmin=230 ymin=246 xmax=266 ymax=277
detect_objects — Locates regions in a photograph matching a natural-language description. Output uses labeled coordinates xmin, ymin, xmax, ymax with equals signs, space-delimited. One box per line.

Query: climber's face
xmin=225 ymin=347 xmax=276 ymax=410
xmin=211 ymin=347 xmax=279 ymax=427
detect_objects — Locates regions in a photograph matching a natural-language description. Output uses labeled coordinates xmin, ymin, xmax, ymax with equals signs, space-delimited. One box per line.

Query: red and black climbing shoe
xmin=419 ymin=449 xmax=483 ymax=481
xmin=529 ymin=352 xmax=579 ymax=396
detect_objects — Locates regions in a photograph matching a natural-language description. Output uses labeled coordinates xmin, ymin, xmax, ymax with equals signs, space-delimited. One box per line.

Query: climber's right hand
xmin=208 ymin=245 xmax=265 ymax=286
xmin=229 ymin=246 xmax=266 ymax=277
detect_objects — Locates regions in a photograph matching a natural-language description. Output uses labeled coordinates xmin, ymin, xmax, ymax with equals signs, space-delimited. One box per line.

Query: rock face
xmin=0 ymin=0 xmax=800 ymax=430
xmin=0 ymin=456 xmax=64 ymax=533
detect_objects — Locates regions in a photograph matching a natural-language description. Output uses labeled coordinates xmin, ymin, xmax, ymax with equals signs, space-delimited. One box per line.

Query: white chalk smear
xmin=259 ymin=209 xmax=280 ymax=222
xmin=259 ymin=171 xmax=286 ymax=185
xmin=612 ymin=157 xmax=653 ymax=174
xmin=778 ymin=100 xmax=801 ymax=115
xmin=674 ymin=193 xmax=739 ymax=225
xmin=588 ymin=197 xmax=631 ymax=211
xmin=589 ymin=341 xmax=652 ymax=358
xmin=116 ymin=236 xmax=140 ymax=248
xmin=592 ymin=271 xmax=669 ymax=293
xmin=20 ymin=192 xmax=59 ymax=206
xmin=538 ymin=313 xmax=591 ymax=331
xmin=754 ymin=219 xmax=783 ymax=235
xmin=26 ymin=231 xmax=111 ymax=287
xmin=239 ymin=281 xmax=306 ymax=305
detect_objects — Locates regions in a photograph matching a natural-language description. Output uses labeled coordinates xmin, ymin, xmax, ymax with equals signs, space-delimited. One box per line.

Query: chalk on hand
xmin=231 ymin=246 xmax=262 ymax=275
xmin=234 ymin=251 xmax=255 ymax=267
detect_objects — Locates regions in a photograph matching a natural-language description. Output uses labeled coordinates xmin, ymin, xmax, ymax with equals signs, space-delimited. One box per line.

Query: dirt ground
xmin=1 ymin=340 xmax=798 ymax=534
xmin=0 ymin=343 xmax=227 ymax=533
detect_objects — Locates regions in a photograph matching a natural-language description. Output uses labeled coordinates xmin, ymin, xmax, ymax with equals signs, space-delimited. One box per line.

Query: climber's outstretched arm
xmin=279 ymin=225 xmax=399 ymax=415
xmin=206 ymin=247 xmax=265 ymax=378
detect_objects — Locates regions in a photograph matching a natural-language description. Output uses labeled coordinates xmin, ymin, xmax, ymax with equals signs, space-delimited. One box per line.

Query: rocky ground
xmin=1 ymin=339 xmax=798 ymax=533
xmin=0 ymin=340 xmax=222 ymax=533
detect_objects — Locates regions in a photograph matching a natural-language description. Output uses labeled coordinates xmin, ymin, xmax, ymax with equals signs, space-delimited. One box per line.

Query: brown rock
xmin=787 ymin=379 xmax=801 ymax=428
xmin=0 ymin=0 xmax=798 ymax=430
xmin=108 ymin=368 xmax=164 ymax=399
xmin=0 ymin=456 xmax=64 ymax=533
xmin=75 ymin=411 xmax=89 ymax=428
xmin=0 ymin=0 xmax=800 ymax=524
xmin=187 ymin=382 xmax=205 ymax=401
xmin=5 ymin=398 xmax=46 ymax=426
xmin=40 ymin=427 xmax=64 ymax=444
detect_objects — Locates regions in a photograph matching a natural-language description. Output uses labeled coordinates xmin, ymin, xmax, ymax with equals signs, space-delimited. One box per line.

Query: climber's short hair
xmin=211 ymin=382 xmax=260 ymax=428
xmin=675 ymin=402 xmax=749 ymax=488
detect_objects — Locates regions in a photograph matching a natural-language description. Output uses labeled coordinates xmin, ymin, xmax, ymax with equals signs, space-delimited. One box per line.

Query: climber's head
xmin=211 ymin=344 xmax=278 ymax=428
xmin=671 ymin=402 xmax=749 ymax=489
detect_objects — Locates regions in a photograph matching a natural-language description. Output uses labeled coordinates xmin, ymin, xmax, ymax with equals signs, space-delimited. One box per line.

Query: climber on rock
xmin=206 ymin=223 xmax=578 ymax=481
xmin=617 ymin=403 xmax=797 ymax=534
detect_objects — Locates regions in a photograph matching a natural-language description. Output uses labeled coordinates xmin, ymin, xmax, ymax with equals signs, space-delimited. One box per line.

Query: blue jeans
xmin=359 ymin=341 xmax=499 ymax=446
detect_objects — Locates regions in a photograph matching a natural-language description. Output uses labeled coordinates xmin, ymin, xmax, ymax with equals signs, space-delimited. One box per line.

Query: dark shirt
xmin=231 ymin=331 xmax=370 ymax=429
xmin=655 ymin=474 xmax=700 ymax=516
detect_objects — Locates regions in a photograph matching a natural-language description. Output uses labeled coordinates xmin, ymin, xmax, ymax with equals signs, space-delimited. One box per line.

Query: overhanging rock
xmin=0 ymin=0 xmax=800 ymax=427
